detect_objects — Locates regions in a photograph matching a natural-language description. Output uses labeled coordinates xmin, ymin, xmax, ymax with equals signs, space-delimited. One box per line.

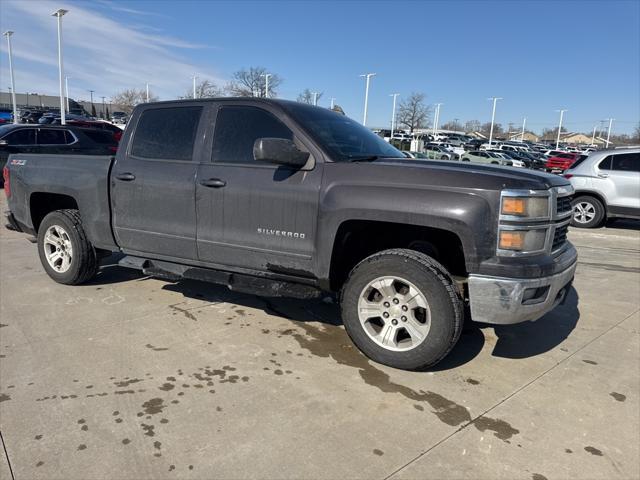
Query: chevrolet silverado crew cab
xmin=3 ymin=99 xmax=577 ymax=371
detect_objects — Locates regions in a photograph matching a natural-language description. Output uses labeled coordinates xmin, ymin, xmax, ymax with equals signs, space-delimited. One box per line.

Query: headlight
xmin=498 ymin=228 xmax=547 ymax=252
xmin=501 ymin=195 xmax=549 ymax=218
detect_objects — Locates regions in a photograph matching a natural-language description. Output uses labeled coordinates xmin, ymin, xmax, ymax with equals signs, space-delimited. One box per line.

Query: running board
xmin=118 ymin=255 xmax=321 ymax=299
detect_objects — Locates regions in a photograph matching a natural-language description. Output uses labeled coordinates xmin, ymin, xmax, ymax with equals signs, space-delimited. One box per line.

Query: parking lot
xmin=0 ymin=192 xmax=638 ymax=480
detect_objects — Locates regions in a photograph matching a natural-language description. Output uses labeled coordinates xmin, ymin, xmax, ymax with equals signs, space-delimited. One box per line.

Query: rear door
xmin=597 ymin=153 xmax=640 ymax=210
xmin=195 ymin=103 xmax=322 ymax=275
xmin=111 ymin=105 xmax=204 ymax=260
xmin=0 ymin=128 xmax=38 ymax=167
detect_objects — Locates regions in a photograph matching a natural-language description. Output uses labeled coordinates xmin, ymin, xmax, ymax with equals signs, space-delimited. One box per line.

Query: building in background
xmin=0 ymin=91 xmax=122 ymax=119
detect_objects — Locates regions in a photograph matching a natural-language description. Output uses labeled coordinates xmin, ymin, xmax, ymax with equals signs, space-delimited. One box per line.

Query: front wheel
xmin=571 ymin=195 xmax=605 ymax=228
xmin=340 ymin=249 xmax=463 ymax=370
xmin=37 ymin=209 xmax=99 ymax=285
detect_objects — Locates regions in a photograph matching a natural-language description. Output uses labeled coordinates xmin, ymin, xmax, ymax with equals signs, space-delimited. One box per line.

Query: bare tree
xmin=297 ymin=88 xmax=323 ymax=105
xmin=464 ymin=120 xmax=481 ymax=133
xmin=111 ymin=88 xmax=158 ymax=113
xmin=180 ymin=79 xmax=223 ymax=99
xmin=225 ymin=67 xmax=282 ymax=98
xmin=397 ymin=92 xmax=429 ymax=133
xmin=441 ymin=121 xmax=458 ymax=131
xmin=480 ymin=122 xmax=503 ymax=137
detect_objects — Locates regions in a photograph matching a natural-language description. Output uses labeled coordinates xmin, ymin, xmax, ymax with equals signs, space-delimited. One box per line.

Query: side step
xmin=118 ymin=256 xmax=321 ymax=299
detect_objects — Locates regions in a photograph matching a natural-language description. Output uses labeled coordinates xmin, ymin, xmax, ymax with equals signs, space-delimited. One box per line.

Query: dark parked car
xmin=21 ymin=111 xmax=45 ymax=124
xmin=4 ymin=99 xmax=576 ymax=371
xmin=0 ymin=124 xmax=119 ymax=185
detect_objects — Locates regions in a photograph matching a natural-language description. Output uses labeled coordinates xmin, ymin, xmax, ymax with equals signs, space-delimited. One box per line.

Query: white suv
xmin=564 ymin=148 xmax=640 ymax=228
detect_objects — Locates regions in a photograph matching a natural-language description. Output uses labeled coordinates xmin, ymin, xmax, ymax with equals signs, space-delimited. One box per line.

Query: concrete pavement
xmin=1 ymin=197 xmax=638 ymax=480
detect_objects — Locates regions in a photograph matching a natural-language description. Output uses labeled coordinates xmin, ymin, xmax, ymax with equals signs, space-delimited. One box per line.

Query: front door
xmin=111 ymin=105 xmax=204 ymax=260
xmin=195 ymin=104 xmax=322 ymax=276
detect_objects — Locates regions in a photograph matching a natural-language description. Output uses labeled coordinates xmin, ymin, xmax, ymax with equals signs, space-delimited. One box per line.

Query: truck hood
xmin=350 ymin=158 xmax=571 ymax=191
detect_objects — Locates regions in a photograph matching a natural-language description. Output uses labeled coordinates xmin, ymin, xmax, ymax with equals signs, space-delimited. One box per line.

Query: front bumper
xmin=468 ymin=260 xmax=576 ymax=325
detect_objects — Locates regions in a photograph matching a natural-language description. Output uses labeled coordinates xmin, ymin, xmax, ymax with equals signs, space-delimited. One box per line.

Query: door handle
xmin=597 ymin=173 xmax=609 ymax=178
xmin=200 ymin=178 xmax=226 ymax=188
xmin=115 ymin=172 xmax=136 ymax=181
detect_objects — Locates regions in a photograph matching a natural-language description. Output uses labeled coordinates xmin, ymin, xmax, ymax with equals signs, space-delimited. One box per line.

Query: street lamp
xmin=487 ymin=97 xmax=502 ymax=146
xmin=101 ymin=96 xmax=106 ymax=119
xmin=192 ymin=75 xmax=197 ymax=99
xmin=52 ymin=8 xmax=68 ymax=125
xmin=311 ymin=92 xmax=319 ymax=106
xmin=146 ymin=82 xmax=150 ymax=102
xmin=432 ymin=103 xmax=443 ymax=137
xmin=359 ymin=73 xmax=376 ymax=126
xmin=261 ymin=73 xmax=271 ymax=98
xmin=389 ymin=93 xmax=399 ymax=138
xmin=520 ymin=117 xmax=527 ymax=142
xmin=3 ymin=31 xmax=18 ymax=124
xmin=555 ymin=109 xmax=567 ymax=149
xmin=88 ymin=89 xmax=95 ymax=116
xmin=605 ymin=118 xmax=614 ymax=148
xmin=65 ymin=76 xmax=71 ymax=113
xmin=330 ymin=97 xmax=336 ymax=109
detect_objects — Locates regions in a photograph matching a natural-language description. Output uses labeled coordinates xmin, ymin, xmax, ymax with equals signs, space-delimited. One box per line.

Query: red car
xmin=546 ymin=152 xmax=580 ymax=172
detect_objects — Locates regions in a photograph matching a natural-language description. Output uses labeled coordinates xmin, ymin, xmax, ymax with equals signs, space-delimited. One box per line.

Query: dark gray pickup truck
xmin=3 ymin=98 xmax=577 ymax=370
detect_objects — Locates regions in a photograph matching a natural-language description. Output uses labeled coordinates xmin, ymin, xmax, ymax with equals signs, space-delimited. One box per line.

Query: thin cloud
xmin=0 ymin=0 xmax=225 ymax=100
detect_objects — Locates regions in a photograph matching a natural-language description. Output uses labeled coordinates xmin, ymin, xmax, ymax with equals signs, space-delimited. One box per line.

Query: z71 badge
xmin=10 ymin=159 xmax=26 ymax=166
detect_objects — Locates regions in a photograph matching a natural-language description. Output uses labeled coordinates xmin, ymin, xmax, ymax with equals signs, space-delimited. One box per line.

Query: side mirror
xmin=253 ymin=138 xmax=310 ymax=168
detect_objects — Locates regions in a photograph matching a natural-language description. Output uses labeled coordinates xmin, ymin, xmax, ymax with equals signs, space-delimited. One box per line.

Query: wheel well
xmin=30 ymin=193 xmax=79 ymax=232
xmin=329 ymin=220 xmax=467 ymax=291
xmin=573 ymin=191 xmax=608 ymax=212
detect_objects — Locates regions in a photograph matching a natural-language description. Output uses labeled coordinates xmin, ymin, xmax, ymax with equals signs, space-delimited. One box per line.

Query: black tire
xmin=37 ymin=209 xmax=99 ymax=285
xmin=570 ymin=195 xmax=605 ymax=228
xmin=340 ymin=248 xmax=463 ymax=370
xmin=441 ymin=155 xmax=448 ymax=160
xmin=462 ymin=158 xmax=470 ymax=162
xmin=491 ymin=161 xmax=499 ymax=164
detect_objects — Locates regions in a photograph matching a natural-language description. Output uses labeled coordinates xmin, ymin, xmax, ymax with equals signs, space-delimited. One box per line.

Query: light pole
xmin=360 ymin=72 xmax=376 ymax=126
xmin=591 ymin=125 xmax=597 ymax=145
xmin=555 ymin=109 xmax=567 ymax=149
xmin=52 ymin=9 xmax=68 ymax=125
xmin=88 ymin=89 xmax=95 ymax=116
xmin=101 ymin=96 xmax=106 ymax=119
xmin=389 ymin=93 xmax=400 ymax=138
xmin=432 ymin=103 xmax=443 ymax=137
xmin=65 ymin=76 xmax=71 ymax=113
xmin=261 ymin=73 xmax=271 ymax=98
xmin=146 ymin=82 xmax=150 ymax=102
xmin=330 ymin=98 xmax=335 ymax=109
xmin=487 ymin=97 xmax=502 ymax=146
xmin=520 ymin=117 xmax=526 ymax=142
xmin=3 ymin=31 xmax=18 ymax=124
xmin=311 ymin=92 xmax=319 ymax=106
xmin=192 ymin=75 xmax=197 ymax=99
xmin=605 ymin=118 xmax=614 ymax=148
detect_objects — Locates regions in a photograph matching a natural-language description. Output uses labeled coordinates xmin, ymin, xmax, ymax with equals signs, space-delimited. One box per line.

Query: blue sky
xmin=1 ymin=0 xmax=638 ymax=134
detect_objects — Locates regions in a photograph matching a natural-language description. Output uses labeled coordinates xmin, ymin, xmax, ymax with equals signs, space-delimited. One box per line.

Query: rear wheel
xmin=340 ymin=249 xmax=463 ymax=370
xmin=571 ymin=195 xmax=605 ymax=228
xmin=441 ymin=155 xmax=448 ymax=160
xmin=37 ymin=209 xmax=99 ymax=284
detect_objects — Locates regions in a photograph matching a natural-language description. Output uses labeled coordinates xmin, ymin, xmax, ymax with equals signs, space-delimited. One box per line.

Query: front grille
xmin=552 ymin=224 xmax=569 ymax=251
xmin=556 ymin=196 xmax=572 ymax=216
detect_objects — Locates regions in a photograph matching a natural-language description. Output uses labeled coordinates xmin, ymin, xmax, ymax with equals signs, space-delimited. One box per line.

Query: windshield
xmin=283 ymin=102 xmax=405 ymax=161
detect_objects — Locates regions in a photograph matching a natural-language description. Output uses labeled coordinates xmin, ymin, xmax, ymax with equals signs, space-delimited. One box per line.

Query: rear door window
xmin=37 ymin=129 xmax=69 ymax=145
xmin=3 ymin=128 xmax=36 ymax=145
xmin=131 ymin=106 xmax=202 ymax=161
xmin=610 ymin=153 xmax=640 ymax=172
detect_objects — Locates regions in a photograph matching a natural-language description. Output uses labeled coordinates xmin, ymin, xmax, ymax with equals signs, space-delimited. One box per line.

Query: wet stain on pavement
xmin=372 ymin=449 xmax=384 ymax=456
xmin=0 ymin=393 xmax=10 ymax=402
xmin=146 ymin=344 xmax=169 ymax=352
xmin=169 ymin=303 xmax=198 ymax=321
xmin=584 ymin=446 xmax=603 ymax=456
xmin=122 ymin=438 xmax=131 ymax=445
xmin=610 ymin=392 xmax=626 ymax=402
xmin=159 ymin=383 xmax=175 ymax=391
xmin=142 ymin=398 xmax=166 ymax=415
xmin=77 ymin=444 xmax=87 ymax=451
xmin=532 ymin=474 xmax=548 ymax=480
xmin=114 ymin=378 xmax=144 ymax=387
xmin=565 ymin=448 xmax=573 ymax=453
xmin=582 ymin=360 xmax=598 ymax=365
xmin=141 ymin=424 xmax=155 ymax=437
xmin=466 ymin=378 xmax=480 ymax=385
xmin=36 ymin=461 xmax=44 ymax=467
xmin=284 ymin=321 xmax=520 ymax=441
